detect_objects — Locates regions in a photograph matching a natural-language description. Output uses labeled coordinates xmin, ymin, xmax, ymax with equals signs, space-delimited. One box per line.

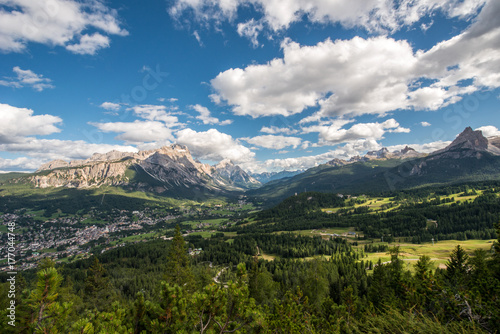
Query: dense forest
xmin=236 ymin=185 xmax=500 ymax=243
xmin=1 ymin=223 xmax=499 ymax=333
xmin=1 ymin=182 xmax=500 ymax=333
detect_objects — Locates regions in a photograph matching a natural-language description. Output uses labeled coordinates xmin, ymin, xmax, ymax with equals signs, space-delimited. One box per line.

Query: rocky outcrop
xmin=32 ymin=159 xmax=135 ymax=188
xmin=214 ymin=159 xmax=261 ymax=189
xmin=29 ymin=144 xmax=252 ymax=194
xmin=326 ymin=159 xmax=349 ymax=167
xmin=324 ymin=146 xmax=425 ymax=168
xmin=430 ymin=127 xmax=500 ymax=160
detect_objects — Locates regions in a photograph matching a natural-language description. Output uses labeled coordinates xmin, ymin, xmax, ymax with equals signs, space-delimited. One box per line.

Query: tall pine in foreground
xmin=164 ymin=225 xmax=194 ymax=289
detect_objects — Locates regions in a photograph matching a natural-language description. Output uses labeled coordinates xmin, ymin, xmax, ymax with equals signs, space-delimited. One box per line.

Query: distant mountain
xmin=29 ymin=144 xmax=252 ymax=199
xmin=429 ymin=126 xmax=500 ymax=159
xmin=325 ymin=146 xmax=425 ymax=167
xmin=214 ymin=159 xmax=261 ymax=189
xmin=249 ymin=127 xmax=500 ymax=204
xmin=251 ymin=170 xmax=304 ymax=183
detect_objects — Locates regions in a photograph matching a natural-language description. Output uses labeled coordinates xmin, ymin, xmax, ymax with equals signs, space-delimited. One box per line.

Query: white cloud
xmin=193 ymin=104 xmax=219 ymax=124
xmin=421 ymin=121 xmax=432 ymax=127
xmin=260 ymin=126 xmax=298 ymax=135
xmin=476 ymin=125 xmax=500 ymax=137
xmin=0 ymin=67 xmax=54 ymax=91
xmin=0 ymin=0 xmax=128 ymax=54
xmin=220 ymin=119 xmax=233 ymax=125
xmin=0 ymin=139 xmax=137 ymax=171
xmin=169 ymin=0 xmax=485 ymax=37
xmin=303 ymin=118 xmax=409 ymax=146
xmin=386 ymin=141 xmax=451 ymax=153
xmin=91 ymin=120 xmax=175 ymax=144
xmin=91 ymin=104 xmax=184 ymax=145
xmin=129 ymin=104 xmax=182 ymax=126
xmin=175 ymin=128 xmax=254 ymax=163
xmin=242 ymin=135 xmax=302 ymax=150
xmin=99 ymin=102 xmax=122 ymax=111
xmin=0 ymin=138 xmax=137 ymax=160
xmin=0 ymin=157 xmax=42 ymax=171
xmin=237 ymin=19 xmax=263 ymax=48
xmin=211 ymin=37 xmax=417 ymax=118
xmin=66 ymin=33 xmax=109 ymax=55
xmin=0 ymin=103 xmax=62 ymax=143
xmin=243 ymin=138 xmax=381 ymax=172
xmin=193 ymin=30 xmax=203 ymax=46
xmin=192 ymin=104 xmax=232 ymax=125
xmin=208 ymin=0 xmax=500 ymax=120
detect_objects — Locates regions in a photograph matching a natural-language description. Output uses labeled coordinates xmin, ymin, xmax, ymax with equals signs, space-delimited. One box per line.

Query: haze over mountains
xmin=15 ymin=127 xmax=500 ymax=202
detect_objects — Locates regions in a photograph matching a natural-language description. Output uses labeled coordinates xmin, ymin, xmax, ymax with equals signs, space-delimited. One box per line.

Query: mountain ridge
xmin=29 ymin=144 xmax=258 ymax=197
xmin=248 ymin=127 xmax=500 ymax=203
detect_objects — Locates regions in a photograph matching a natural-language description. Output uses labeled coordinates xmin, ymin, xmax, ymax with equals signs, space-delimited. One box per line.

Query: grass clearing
xmin=359 ymin=239 xmax=496 ymax=271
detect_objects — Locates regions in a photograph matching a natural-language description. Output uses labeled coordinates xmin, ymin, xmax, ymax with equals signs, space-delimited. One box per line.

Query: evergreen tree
xmin=445 ymin=245 xmax=469 ymax=287
xmin=164 ymin=225 xmax=194 ymax=288
xmin=84 ymin=256 xmax=112 ymax=311
xmin=26 ymin=267 xmax=72 ymax=333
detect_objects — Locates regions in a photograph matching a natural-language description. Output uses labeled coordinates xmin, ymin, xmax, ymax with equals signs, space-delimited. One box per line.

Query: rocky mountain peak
xmin=448 ymin=126 xmax=488 ymax=151
xmin=401 ymin=146 xmax=416 ymax=154
xmin=215 ymin=159 xmax=234 ymax=169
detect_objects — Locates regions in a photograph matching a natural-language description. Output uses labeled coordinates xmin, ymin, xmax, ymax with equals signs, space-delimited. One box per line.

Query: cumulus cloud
xmin=421 ymin=121 xmax=432 ymax=127
xmin=192 ymin=104 xmax=233 ymax=125
xmin=99 ymin=102 xmax=122 ymax=111
xmin=242 ymin=138 xmax=382 ymax=173
xmin=242 ymin=135 xmax=302 ymax=150
xmin=0 ymin=157 xmax=42 ymax=172
xmin=0 ymin=103 xmax=62 ymax=143
xmin=66 ymin=32 xmax=109 ymax=55
xmin=208 ymin=1 xmax=500 ymax=121
xmin=0 ymin=103 xmax=138 ymax=171
xmin=0 ymin=139 xmax=137 ymax=171
xmin=0 ymin=0 xmax=128 ymax=54
xmin=169 ymin=0 xmax=485 ymax=40
xmin=0 ymin=67 xmax=55 ymax=91
xmin=302 ymin=118 xmax=409 ymax=146
xmin=91 ymin=104 xmax=184 ymax=145
xmin=260 ymin=126 xmax=298 ymax=135
xmin=0 ymin=138 xmax=137 ymax=160
xmin=476 ymin=125 xmax=500 ymax=137
xmin=91 ymin=120 xmax=175 ymax=144
xmin=386 ymin=141 xmax=451 ymax=153
xmin=176 ymin=128 xmax=254 ymax=163
xmin=211 ymin=37 xmax=417 ymax=118
xmin=129 ymin=105 xmax=182 ymax=126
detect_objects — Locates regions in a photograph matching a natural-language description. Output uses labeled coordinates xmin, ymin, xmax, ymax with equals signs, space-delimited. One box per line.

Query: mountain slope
xmin=251 ymin=170 xmax=303 ymax=183
xmin=28 ymin=144 xmax=245 ymax=199
xmin=213 ymin=159 xmax=261 ymax=189
xmin=249 ymin=127 xmax=500 ymax=204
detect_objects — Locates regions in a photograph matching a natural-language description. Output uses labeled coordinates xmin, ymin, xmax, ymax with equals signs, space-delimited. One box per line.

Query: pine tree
xmin=26 ymin=267 xmax=72 ymax=333
xmin=445 ymin=245 xmax=469 ymax=286
xmin=164 ymin=225 xmax=194 ymax=288
xmin=84 ymin=256 xmax=112 ymax=311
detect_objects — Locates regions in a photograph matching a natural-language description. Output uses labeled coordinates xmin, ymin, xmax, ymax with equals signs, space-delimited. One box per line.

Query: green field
xmin=321 ymin=190 xmax=488 ymax=215
xmin=274 ymin=227 xmax=359 ymax=238
xmin=359 ymin=239 xmax=496 ymax=270
xmin=183 ymin=218 xmax=230 ymax=229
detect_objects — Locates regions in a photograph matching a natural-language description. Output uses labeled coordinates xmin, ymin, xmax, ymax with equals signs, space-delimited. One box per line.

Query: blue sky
xmin=1 ymin=0 xmax=500 ymax=173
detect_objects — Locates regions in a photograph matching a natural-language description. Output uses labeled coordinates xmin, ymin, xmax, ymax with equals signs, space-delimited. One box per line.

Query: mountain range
xmin=5 ymin=127 xmax=500 ymax=202
xmin=30 ymin=144 xmax=260 ymax=198
xmin=248 ymin=127 xmax=500 ymax=202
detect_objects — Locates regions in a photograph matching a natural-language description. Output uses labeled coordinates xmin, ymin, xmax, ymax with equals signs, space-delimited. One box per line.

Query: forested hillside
xmin=1 ymin=224 xmax=499 ymax=333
